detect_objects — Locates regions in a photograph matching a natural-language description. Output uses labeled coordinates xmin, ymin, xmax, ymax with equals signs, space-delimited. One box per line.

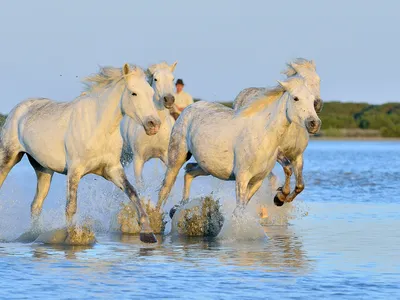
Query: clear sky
xmin=1 ymin=0 xmax=399 ymax=113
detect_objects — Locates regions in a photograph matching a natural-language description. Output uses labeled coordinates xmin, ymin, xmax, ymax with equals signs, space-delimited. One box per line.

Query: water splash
xmin=0 ymin=157 xmax=306 ymax=242
xmin=217 ymin=210 xmax=268 ymax=241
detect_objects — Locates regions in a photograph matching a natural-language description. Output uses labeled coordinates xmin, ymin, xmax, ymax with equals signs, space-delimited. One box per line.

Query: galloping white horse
xmin=157 ymin=76 xmax=321 ymax=216
xmin=233 ymin=58 xmax=323 ymax=205
xmin=120 ymin=61 xmax=177 ymax=187
xmin=0 ymin=64 xmax=161 ymax=243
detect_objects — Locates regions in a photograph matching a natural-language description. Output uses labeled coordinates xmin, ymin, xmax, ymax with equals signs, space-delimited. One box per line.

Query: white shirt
xmin=174 ymin=91 xmax=193 ymax=110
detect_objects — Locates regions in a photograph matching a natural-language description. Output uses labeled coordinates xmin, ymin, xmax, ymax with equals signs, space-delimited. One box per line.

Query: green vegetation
xmin=0 ymin=114 xmax=6 ymax=128
xmin=1 ymin=101 xmax=400 ymax=137
xmin=317 ymin=102 xmax=400 ymax=137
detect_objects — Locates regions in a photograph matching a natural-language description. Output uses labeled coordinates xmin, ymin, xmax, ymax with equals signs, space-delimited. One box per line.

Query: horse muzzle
xmin=144 ymin=117 xmax=161 ymax=136
xmin=163 ymin=94 xmax=175 ymax=109
xmin=305 ymin=117 xmax=321 ymax=134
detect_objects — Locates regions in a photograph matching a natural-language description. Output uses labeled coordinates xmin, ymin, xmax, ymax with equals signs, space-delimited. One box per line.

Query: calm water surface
xmin=0 ymin=141 xmax=399 ymax=299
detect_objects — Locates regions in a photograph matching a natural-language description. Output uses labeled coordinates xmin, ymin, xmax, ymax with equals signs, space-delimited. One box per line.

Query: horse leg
xmin=0 ymin=150 xmax=24 ymax=189
xmin=27 ymin=155 xmax=54 ymax=228
xmin=157 ymin=143 xmax=191 ymax=210
xmin=157 ymin=161 xmax=186 ymax=211
xmin=105 ymin=165 xmax=156 ymax=243
xmin=282 ymin=155 xmax=304 ymax=203
xmin=31 ymin=170 xmax=53 ymax=225
xmin=247 ymin=178 xmax=264 ymax=203
xmin=246 ymin=178 xmax=268 ymax=219
xmin=132 ymin=157 xmax=145 ymax=189
xmin=159 ymin=153 xmax=168 ymax=166
xmin=267 ymin=172 xmax=280 ymax=191
xmin=167 ymin=163 xmax=210 ymax=219
xmin=66 ymin=168 xmax=83 ymax=225
xmin=233 ymin=173 xmax=250 ymax=216
xmin=182 ymin=163 xmax=210 ymax=203
xmin=274 ymin=152 xmax=293 ymax=206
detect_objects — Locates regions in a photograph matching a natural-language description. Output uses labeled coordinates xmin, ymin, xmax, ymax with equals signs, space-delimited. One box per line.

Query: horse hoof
xmin=273 ymin=194 xmax=285 ymax=207
xmin=169 ymin=205 xmax=180 ymax=219
xmin=140 ymin=232 xmax=157 ymax=243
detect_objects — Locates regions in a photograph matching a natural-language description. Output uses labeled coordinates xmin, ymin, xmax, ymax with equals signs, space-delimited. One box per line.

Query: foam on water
xmin=217 ymin=210 xmax=267 ymax=241
xmin=0 ymin=157 xmax=300 ymax=243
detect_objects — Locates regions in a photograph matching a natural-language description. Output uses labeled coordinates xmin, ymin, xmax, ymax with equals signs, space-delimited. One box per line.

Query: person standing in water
xmin=170 ymin=79 xmax=194 ymax=120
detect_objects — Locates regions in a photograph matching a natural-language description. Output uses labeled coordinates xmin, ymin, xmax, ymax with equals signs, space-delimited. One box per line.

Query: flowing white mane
xmin=82 ymin=64 xmax=145 ymax=93
xmin=282 ymin=58 xmax=316 ymax=77
xmin=240 ymin=85 xmax=285 ymax=117
xmin=239 ymin=76 xmax=308 ymax=117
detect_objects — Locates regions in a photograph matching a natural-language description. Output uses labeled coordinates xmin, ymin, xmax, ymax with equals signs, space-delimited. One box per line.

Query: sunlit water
xmin=0 ymin=141 xmax=399 ymax=299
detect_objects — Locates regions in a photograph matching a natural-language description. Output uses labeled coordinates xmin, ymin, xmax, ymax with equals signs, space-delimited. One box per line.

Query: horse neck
xmin=153 ymin=95 xmax=172 ymax=123
xmin=95 ymin=81 xmax=125 ymax=134
xmin=254 ymin=93 xmax=291 ymax=143
xmin=157 ymin=107 xmax=172 ymax=123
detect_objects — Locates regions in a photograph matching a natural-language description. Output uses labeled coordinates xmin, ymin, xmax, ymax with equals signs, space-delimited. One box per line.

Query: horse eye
xmin=131 ymin=92 xmax=137 ymax=96
xmin=293 ymin=97 xmax=299 ymax=102
xmin=154 ymin=78 xmax=158 ymax=82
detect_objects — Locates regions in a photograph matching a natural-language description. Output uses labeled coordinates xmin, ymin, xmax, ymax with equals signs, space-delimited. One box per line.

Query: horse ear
xmin=311 ymin=60 xmax=316 ymax=68
xmin=170 ymin=61 xmax=178 ymax=72
xmin=148 ymin=65 xmax=157 ymax=75
xmin=123 ymin=63 xmax=130 ymax=76
xmin=277 ymin=80 xmax=290 ymax=90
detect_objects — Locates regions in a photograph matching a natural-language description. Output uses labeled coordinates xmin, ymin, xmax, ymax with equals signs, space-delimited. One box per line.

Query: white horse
xmin=120 ymin=61 xmax=177 ymax=187
xmin=233 ymin=58 xmax=323 ymax=205
xmin=0 ymin=64 xmax=161 ymax=243
xmin=157 ymin=76 xmax=321 ymax=217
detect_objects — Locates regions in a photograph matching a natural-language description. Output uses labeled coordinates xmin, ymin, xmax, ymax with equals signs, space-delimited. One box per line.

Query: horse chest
xmin=280 ymin=126 xmax=309 ymax=159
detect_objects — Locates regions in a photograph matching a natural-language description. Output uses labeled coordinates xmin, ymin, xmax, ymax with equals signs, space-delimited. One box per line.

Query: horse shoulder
xmin=280 ymin=123 xmax=310 ymax=158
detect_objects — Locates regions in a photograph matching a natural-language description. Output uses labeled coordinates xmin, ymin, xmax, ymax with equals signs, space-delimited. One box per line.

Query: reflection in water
xmin=31 ymin=244 xmax=94 ymax=261
xmin=213 ymin=226 xmax=312 ymax=273
xmin=109 ymin=225 xmax=312 ymax=274
xmin=0 ymin=141 xmax=399 ymax=299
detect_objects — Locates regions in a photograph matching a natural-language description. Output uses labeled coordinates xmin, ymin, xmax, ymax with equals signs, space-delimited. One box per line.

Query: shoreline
xmin=310 ymin=136 xmax=400 ymax=141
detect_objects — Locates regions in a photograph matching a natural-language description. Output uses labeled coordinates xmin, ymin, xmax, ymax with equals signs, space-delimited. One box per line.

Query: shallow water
xmin=0 ymin=141 xmax=399 ymax=299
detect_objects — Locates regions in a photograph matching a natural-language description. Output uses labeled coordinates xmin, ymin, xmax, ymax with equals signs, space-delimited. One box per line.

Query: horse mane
xmin=82 ymin=64 xmax=145 ymax=93
xmin=282 ymin=58 xmax=316 ymax=77
xmin=240 ymin=85 xmax=285 ymax=117
xmin=145 ymin=61 xmax=170 ymax=84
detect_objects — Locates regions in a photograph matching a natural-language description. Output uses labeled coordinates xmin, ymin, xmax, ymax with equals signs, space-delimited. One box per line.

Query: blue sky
xmin=0 ymin=0 xmax=399 ymax=113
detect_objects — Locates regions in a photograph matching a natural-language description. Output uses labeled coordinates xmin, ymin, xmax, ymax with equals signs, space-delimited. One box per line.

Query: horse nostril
xmin=147 ymin=120 xmax=155 ymax=128
xmin=164 ymin=95 xmax=175 ymax=104
xmin=310 ymin=120 xmax=316 ymax=128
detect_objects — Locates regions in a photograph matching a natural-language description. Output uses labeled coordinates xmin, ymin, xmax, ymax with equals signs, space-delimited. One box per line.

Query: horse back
xmin=233 ymin=87 xmax=267 ymax=110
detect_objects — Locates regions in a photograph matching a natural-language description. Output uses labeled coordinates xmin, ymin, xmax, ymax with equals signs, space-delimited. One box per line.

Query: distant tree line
xmin=1 ymin=101 xmax=399 ymax=137
xmin=319 ymin=102 xmax=400 ymax=137
xmin=0 ymin=114 xmax=5 ymax=128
